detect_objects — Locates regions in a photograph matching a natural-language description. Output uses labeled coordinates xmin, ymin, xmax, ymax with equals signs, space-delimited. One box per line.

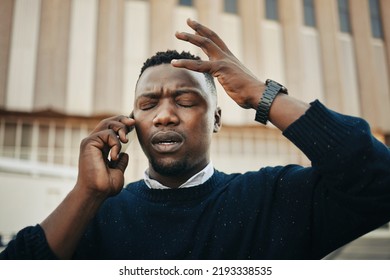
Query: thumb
xmin=116 ymin=152 xmax=129 ymax=173
xmin=110 ymin=152 xmax=129 ymax=173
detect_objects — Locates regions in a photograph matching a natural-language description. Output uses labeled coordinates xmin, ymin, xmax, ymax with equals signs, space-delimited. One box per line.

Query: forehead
xmin=135 ymin=64 xmax=210 ymax=97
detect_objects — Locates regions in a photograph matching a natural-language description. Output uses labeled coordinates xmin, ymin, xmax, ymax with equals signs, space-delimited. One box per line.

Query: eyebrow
xmin=136 ymin=92 xmax=160 ymax=100
xmin=173 ymin=88 xmax=203 ymax=98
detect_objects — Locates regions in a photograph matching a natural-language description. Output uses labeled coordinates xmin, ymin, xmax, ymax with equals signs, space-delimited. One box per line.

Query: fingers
xmin=89 ymin=129 xmax=122 ymax=161
xmin=108 ymin=153 xmax=129 ymax=173
xmin=185 ymin=18 xmax=231 ymax=54
xmin=176 ymin=32 xmax=220 ymax=60
xmin=175 ymin=18 xmax=232 ymax=58
xmin=91 ymin=115 xmax=135 ymax=144
xmin=173 ymin=18 xmax=235 ymax=74
xmin=171 ymin=59 xmax=213 ymax=74
xmin=85 ymin=114 xmax=136 ymax=163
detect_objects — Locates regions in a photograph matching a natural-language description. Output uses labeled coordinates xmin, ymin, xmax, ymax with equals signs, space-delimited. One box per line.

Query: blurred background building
xmin=0 ymin=0 xmax=389 ymax=258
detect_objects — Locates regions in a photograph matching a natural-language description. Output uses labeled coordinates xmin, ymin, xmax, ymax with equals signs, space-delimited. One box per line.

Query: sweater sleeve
xmin=282 ymin=100 xmax=390 ymax=258
xmin=283 ymin=100 xmax=389 ymax=176
xmin=0 ymin=225 xmax=58 ymax=260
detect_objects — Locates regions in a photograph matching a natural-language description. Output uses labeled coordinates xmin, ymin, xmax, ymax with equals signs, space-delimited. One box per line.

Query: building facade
xmin=0 ymin=0 xmax=389 ymax=253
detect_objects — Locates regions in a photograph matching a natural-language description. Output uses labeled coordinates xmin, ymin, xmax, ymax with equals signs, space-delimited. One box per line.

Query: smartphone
xmin=120 ymin=127 xmax=135 ymax=153
xmin=120 ymin=113 xmax=135 ymax=153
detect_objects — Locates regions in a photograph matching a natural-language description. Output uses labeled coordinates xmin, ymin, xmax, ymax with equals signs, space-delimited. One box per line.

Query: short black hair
xmin=138 ymin=50 xmax=217 ymax=98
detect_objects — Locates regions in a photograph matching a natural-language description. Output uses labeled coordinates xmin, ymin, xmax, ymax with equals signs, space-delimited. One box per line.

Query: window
xmin=54 ymin=126 xmax=65 ymax=164
xmin=369 ymin=0 xmax=383 ymax=38
xmin=38 ymin=124 xmax=50 ymax=163
xmin=179 ymin=0 xmax=192 ymax=6
xmin=265 ymin=0 xmax=278 ymax=20
xmin=303 ymin=0 xmax=316 ymax=27
xmin=0 ymin=116 xmax=97 ymax=168
xmin=20 ymin=123 xmax=33 ymax=160
xmin=3 ymin=123 xmax=16 ymax=158
xmin=338 ymin=0 xmax=351 ymax=33
xmin=224 ymin=0 xmax=238 ymax=14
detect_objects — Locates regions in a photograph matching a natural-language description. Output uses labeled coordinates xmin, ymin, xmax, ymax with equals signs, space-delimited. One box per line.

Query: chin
xmin=150 ymin=158 xmax=189 ymax=176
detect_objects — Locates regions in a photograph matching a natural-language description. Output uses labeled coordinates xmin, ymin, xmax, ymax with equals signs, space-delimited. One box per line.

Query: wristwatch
xmin=255 ymin=79 xmax=288 ymax=125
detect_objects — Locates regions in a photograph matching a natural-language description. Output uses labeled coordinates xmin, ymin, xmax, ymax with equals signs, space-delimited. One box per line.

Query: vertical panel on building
xmin=34 ymin=0 xmax=71 ymax=112
xmin=65 ymin=0 xmax=98 ymax=116
xmin=372 ymin=41 xmax=390 ymax=131
xmin=380 ymin=0 xmax=390 ymax=95
xmin=378 ymin=0 xmax=390 ymax=133
xmin=6 ymin=0 xmax=41 ymax=111
xmin=338 ymin=34 xmax=360 ymax=117
xmin=149 ymin=0 xmax=176 ymax=55
xmin=300 ymin=27 xmax=324 ymax=103
xmin=261 ymin=0 xmax=286 ymax=86
xmin=123 ymin=0 xmax=150 ymax=183
xmin=0 ymin=0 xmax=15 ymax=108
xmin=93 ymin=0 xmax=124 ymax=115
xmin=173 ymin=4 xmax=198 ymax=55
xmin=314 ymin=0 xmax=344 ymax=112
xmin=349 ymin=0 xmax=382 ymax=130
xmin=262 ymin=21 xmax=286 ymax=88
xmin=238 ymin=0 xmax=264 ymax=78
xmin=237 ymin=0 xmax=267 ymax=126
xmin=195 ymin=0 xmax=222 ymax=32
xmin=123 ymin=0 xmax=150 ymax=115
xmin=297 ymin=0 xmax=325 ymax=104
xmin=279 ymin=0 xmax=304 ymax=102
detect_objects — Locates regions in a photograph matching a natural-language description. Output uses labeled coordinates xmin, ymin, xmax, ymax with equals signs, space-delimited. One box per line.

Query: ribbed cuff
xmin=4 ymin=225 xmax=58 ymax=260
xmin=282 ymin=100 xmax=366 ymax=166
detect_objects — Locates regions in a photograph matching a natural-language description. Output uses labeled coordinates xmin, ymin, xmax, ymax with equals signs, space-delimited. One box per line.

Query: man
xmin=1 ymin=19 xmax=390 ymax=260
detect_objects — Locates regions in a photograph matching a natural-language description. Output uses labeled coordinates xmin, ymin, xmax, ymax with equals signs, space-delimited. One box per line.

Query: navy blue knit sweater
xmin=1 ymin=101 xmax=390 ymax=259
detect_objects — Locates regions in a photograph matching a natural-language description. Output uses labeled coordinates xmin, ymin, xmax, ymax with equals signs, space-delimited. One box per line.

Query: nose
xmin=152 ymin=101 xmax=179 ymax=127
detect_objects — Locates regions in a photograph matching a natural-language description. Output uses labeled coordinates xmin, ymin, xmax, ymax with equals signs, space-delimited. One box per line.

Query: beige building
xmin=0 ymin=0 xmax=389 ymax=257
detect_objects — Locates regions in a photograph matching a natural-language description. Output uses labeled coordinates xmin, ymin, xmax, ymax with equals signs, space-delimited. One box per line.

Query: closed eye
xmin=175 ymin=93 xmax=199 ymax=108
xmin=136 ymin=92 xmax=161 ymax=110
xmin=176 ymin=100 xmax=196 ymax=107
xmin=138 ymin=100 xmax=158 ymax=110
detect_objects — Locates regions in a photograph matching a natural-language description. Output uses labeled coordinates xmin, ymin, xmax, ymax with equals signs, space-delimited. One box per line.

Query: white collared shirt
xmin=143 ymin=162 xmax=214 ymax=189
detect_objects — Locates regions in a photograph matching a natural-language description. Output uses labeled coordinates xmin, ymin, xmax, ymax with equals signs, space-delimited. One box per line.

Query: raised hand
xmin=172 ymin=18 xmax=265 ymax=110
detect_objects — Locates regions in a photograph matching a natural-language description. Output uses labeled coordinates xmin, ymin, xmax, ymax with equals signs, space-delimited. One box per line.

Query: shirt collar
xmin=143 ymin=162 xmax=214 ymax=190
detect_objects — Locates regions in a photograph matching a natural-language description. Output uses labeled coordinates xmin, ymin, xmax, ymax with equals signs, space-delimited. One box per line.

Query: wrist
xmin=246 ymin=82 xmax=266 ymax=110
xmin=73 ymin=182 xmax=110 ymax=205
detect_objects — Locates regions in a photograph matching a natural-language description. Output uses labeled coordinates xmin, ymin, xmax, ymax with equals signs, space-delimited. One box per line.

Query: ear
xmin=213 ymin=107 xmax=222 ymax=133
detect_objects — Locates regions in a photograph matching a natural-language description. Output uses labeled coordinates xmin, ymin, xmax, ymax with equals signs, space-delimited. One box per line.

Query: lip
xmin=150 ymin=131 xmax=184 ymax=153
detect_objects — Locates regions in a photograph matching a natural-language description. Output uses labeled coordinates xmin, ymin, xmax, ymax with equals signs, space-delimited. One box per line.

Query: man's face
xmin=133 ymin=64 xmax=220 ymax=182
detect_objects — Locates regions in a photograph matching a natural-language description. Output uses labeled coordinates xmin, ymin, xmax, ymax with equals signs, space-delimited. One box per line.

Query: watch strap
xmin=255 ymin=79 xmax=288 ymax=125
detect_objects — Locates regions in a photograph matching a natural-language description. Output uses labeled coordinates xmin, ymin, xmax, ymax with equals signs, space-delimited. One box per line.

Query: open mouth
xmin=157 ymin=140 xmax=179 ymax=145
xmin=151 ymin=131 xmax=184 ymax=153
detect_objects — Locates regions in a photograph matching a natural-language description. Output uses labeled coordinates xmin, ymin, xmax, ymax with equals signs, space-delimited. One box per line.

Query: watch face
xmin=267 ymin=79 xmax=288 ymax=94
